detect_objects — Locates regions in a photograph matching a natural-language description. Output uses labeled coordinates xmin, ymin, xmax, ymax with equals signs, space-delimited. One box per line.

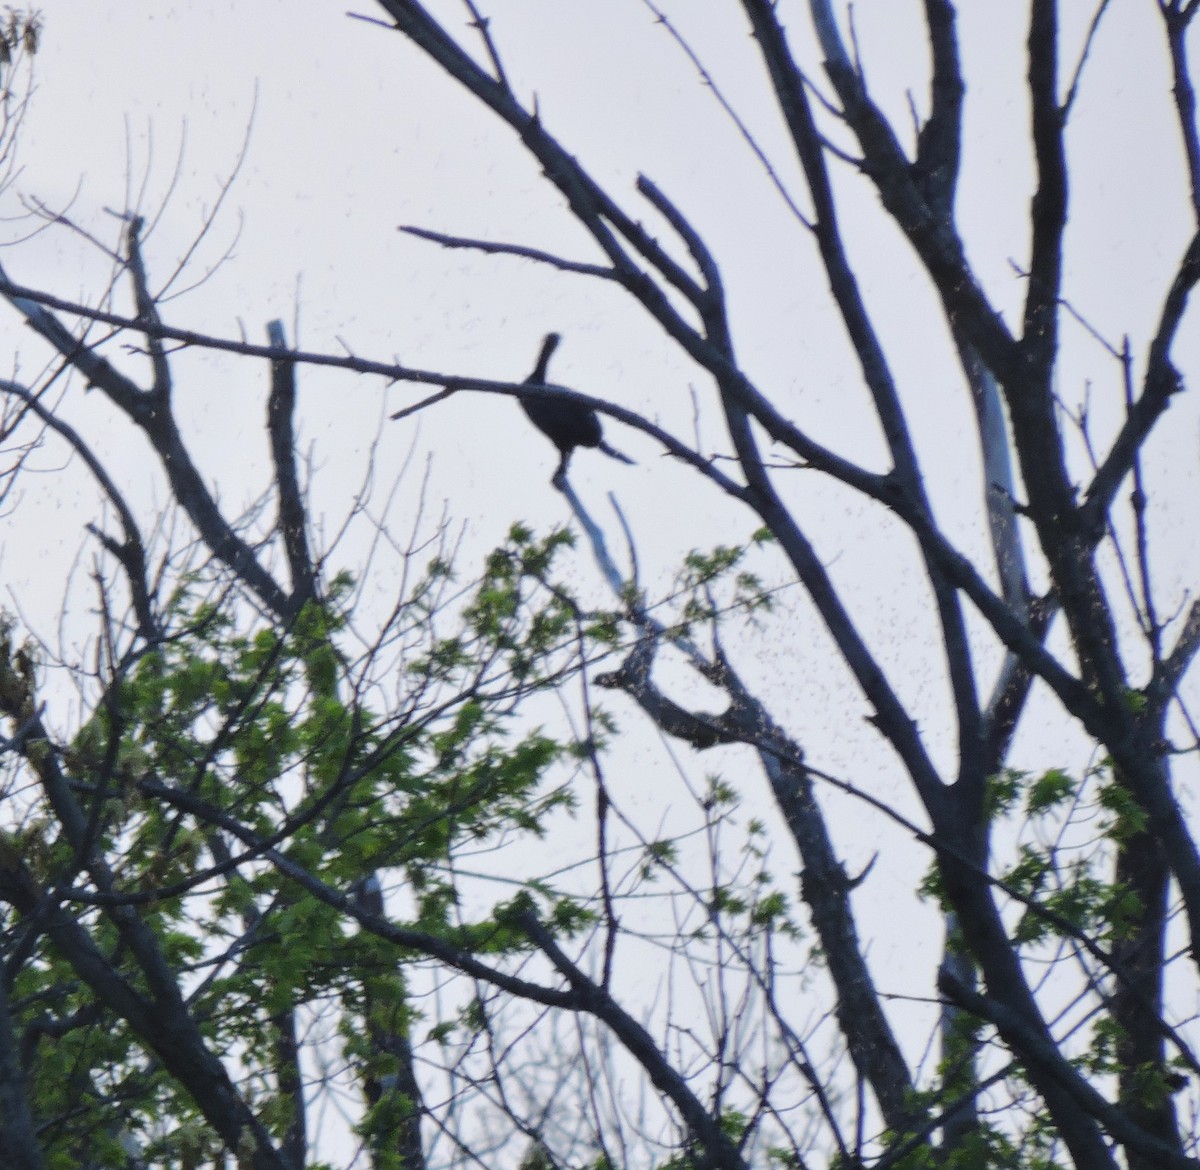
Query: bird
xmin=520 ymin=332 xmax=634 ymax=479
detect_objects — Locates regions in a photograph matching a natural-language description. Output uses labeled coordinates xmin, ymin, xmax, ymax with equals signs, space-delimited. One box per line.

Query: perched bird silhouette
xmin=521 ymin=332 xmax=634 ymax=479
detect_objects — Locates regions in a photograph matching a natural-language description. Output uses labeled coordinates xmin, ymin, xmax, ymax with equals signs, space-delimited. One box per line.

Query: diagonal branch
xmin=0 ymin=380 xmax=159 ymax=643
xmin=939 ymin=968 xmax=1196 ymax=1170
xmin=516 ymin=909 xmax=750 ymax=1170
xmin=0 ymin=849 xmax=293 ymax=1170
xmin=0 ymin=270 xmax=292 ymax=618
xmin=596 ymin=633 xmax=918 ymax=1132
xmin=399 ymin=225 xmax=619 ymax=280
xmin=741 ymin=0 xmax=984 ymax=799
xmin=1081 ymin=231 xmax=1200 ymax=533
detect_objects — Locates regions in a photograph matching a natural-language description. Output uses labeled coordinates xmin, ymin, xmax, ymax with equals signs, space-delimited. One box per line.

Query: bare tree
xmin=3 ymin=3 xmax=1200 ymax=1170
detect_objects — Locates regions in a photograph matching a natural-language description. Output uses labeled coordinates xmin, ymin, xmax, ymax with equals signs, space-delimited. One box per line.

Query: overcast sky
xmin=9 ymin=2 xmax=1200 ymax=1110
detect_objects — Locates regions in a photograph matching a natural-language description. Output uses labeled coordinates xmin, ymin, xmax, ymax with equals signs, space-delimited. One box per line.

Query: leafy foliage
xmin=2 ymin=552 xmax=589 ymax=1165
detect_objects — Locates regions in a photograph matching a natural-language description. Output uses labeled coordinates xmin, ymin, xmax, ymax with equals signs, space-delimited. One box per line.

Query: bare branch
xmin=266 ymin=320 xmax=316 ymax=608
xmin=399 ymin=224 xmax=619 ymax=280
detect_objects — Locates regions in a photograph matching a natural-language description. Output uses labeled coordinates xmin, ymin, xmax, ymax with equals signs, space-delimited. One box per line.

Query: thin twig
xmin=641 ymin=0 xmax=813 ymax=228
xmin=1062 ymin=0 xmax=1114 ymax=116
xmin=462 ymin=0 xmax=510 ymax=89
xmin=389 ymin=385 xmax=458 ymax=422
xmin=399 ymin=225 xmax=619 ymax=280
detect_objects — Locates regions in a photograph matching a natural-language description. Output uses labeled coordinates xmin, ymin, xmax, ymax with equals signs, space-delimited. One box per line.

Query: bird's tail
xmin=599 ymin=441 xmax=635 ymax=465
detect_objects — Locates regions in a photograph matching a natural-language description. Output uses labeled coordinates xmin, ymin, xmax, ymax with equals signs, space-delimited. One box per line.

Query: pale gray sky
xmin=13 ymin=0 xmax=1194 ymax=822
xmin=7 ymin=6 xmax=1200 ymax=1151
